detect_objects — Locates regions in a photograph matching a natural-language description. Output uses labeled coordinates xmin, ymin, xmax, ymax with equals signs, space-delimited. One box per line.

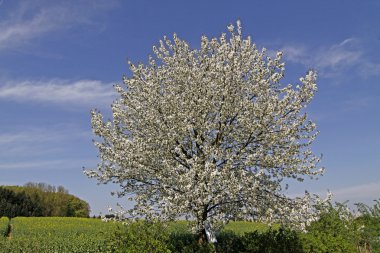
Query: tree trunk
xmin=197 ymin=228 xmax=207 ymax=244
xmin=197 ymin=206 xmax=209 ymax=244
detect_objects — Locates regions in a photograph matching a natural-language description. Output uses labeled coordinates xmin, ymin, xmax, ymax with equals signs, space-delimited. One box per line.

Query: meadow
xmin=1 ymin=215 xmax=377 ymax=252
xmin=0 ymin=217 xmax=268 ymax=253
xmin=0 ymin=217 xmax=119 ymax=252
xmin=0 ymin=217 xmax=9 ymax=238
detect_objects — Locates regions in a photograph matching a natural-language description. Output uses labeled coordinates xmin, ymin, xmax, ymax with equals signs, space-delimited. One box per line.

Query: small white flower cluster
xmin=101 ymin=204 xmax=129 ymax=223
xmin=86 ymin=21 xmax=325 ymax=237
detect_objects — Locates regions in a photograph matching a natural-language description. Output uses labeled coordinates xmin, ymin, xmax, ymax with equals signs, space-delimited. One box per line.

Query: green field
xmin=0 ymin=217 xmax=119 ymax=253
xmin=0 ymin=217 xmax=9 ymax=237
xmin=0 ymin=217 xmax=267 ymax=253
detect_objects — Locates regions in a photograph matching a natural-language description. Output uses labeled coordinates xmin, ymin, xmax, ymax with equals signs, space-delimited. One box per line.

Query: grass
xmin=223 ymin=220 xmax=275 ymax=235
xmin=0 ymin=217 xmax=119 ymax=253
xmin=0 ymin=217 xmax=273 ymax=252
xmin=0 ymin=217 xmax=9 ymax=237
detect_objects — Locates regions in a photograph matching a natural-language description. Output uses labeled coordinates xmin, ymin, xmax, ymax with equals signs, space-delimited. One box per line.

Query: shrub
xmin=105 ymin=220 xmax=171 ymax=253
xmin=168 ymin=232 xmax=196 ymax=252
xmin=355 ymin=200 xmax=380 ymax=253
xmin=168 ymin=226 xmax=302 ymax=253
xmin=215 ymin=231 xmax=243 ymax=253
xmin=300 ymin=203 xmax=357 ymax=253
xmin=168 ymin=232 xmax=216 ymax=253
xmin=240 ymin=227 xmax=303 ymax=253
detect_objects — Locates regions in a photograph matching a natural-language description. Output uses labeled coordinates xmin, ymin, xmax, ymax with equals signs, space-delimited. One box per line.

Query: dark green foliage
xmin=168 ymin=226 xmax=302 ymax=253
xmin=240 ymin=227 xmax=303 ymax=253
xmin=168 ymin=232 xmax=215 ymax=253
xmin=214 ymin=231 xmax=243 ymax=253
xmin=105 ymin=220 xmax=171 ymax=253
xmin=301 ymin=200 xmax=380 ymax=253
xmin=355 ymin=200 xmax=380 ymax=253
xmin=168 ymin=232 xmax=197 ymax=252
xmin=0 ymin=183 xmax=90 ymax=218
xmin=0 ymin=187 xmax=43 ymax=218
xmin=300 ymin=203 xmax=357 ymax=253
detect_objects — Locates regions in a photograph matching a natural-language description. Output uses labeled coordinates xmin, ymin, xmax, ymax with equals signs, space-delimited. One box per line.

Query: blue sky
xmin=0 ymin=0 xmax=379 ymax=215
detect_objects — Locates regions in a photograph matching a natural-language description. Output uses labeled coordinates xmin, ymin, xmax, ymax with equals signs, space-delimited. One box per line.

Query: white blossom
xmin=85 ymin=21 xmax=327 ymax=240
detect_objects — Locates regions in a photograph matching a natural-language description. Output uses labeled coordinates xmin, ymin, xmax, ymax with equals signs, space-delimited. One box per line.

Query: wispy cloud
xmin=288 ymin=181 xmax=380 ymax=206
xmin=0 ymin=7 xmax=63 ymax=50
xmin=0 ymin=0 xmax=117 ymax=50
xmin=0 ymin=159 xmax=98 ymax=170
xmin=0 ymin=79 xmax=117 ymax=107
xmin=343 ymin=96 xmax=373 ymax=110
xmin=0 ymin=125 xmax=91 ymax=157
xmin=0 ymin=125 xmax=99 ymax=172
xmin=0 ymin=126 xmax=89 ymax=145
xmin=315 ymin=39 xmax=362 ymax=69
xmin=331 ymin=181 xmax=380 ymax=204
xmin=279 ymin=38 xmax=380 ymax=79
xmin=0 ymin=160 xmax=70 ymax=170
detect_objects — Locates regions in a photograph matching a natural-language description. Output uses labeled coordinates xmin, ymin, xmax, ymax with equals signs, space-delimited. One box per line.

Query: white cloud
xmin=0 ymin=125 xmax=99 ymax=170
xmin=0 ymin=79 xmax=117 ymax=106
xmin=331 ymin=182 xmax=380 ymax=204
xmin=0 ymin=8 xmax=60 ymax=49
xmin=315 ymin=39 xmax=361 ymax=69
xmin=277 ymin=45 xmax=308 ymax=64
xmin=0 ymin=126 xmax=89 ymax=145
xmin=332 ymin=181 xmax=380 ymax=198
xmin=0 ymin=0 xmax=117 ymax=50
xmin=280 ymin=38 xmax=380 ymax=79
xmin=360 ymin=60 xmax=380 ymax=77
xmin=0 ymin=160 xmax=70 ymax=170
xmin=0 ymin=158 xmax=98 ymax=170
xmin=288 ymin=181 xmax=380 ymax=206
xmin=0 ymin=125 xmax=92 ymax=158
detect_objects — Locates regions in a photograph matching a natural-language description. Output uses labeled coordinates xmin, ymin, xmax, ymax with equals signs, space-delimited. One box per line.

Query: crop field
xmin=0 ymin=217 xmax=119 ymax=253
xmin=0 ymin=217 xmax=9 ymax=237
xmin=0 ymin=217 xmax=270 ymax=252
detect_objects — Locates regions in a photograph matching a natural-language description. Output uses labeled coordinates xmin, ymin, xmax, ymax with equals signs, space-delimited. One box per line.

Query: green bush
xmin=168 ymin=232 xmax=216 ymax=253
xmin=168 ymin=232 xmax=196 ymax=252
xmin=105 ymin=220 xmax=171 ymax=253
xmin=215 ymin=231 xmax=243 ymax=253
xmin=355 ymin=200 xmax=380 ymax=253
xmin=239 ymin=227 xmax=303 ymax=253
xmin=300 ymin=203 xmax=358 ymax=253
xmin=168 ymin=226 xmax=302 ymax=253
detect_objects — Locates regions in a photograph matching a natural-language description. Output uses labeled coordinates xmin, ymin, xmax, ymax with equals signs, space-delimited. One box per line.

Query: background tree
xmin=0 ymin=187 xmax=42 ymax=218
xmin=1 ymin=183 xmax=90 ymax=218
xmin=86 ymin=21 xmax=327 ymax=242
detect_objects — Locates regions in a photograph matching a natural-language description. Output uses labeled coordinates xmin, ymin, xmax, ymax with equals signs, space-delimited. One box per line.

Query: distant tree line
xmin=0 ymin=182 xmax=90 ymax=218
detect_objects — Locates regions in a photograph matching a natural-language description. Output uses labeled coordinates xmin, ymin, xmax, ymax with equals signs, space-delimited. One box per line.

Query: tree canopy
xmin=0 ymin=187 xmax=41 ymax=218
xmin=0 ymin=183 xmax=90 ymax=218
xmin=86 ymin=21 xmax=328 ymax=242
